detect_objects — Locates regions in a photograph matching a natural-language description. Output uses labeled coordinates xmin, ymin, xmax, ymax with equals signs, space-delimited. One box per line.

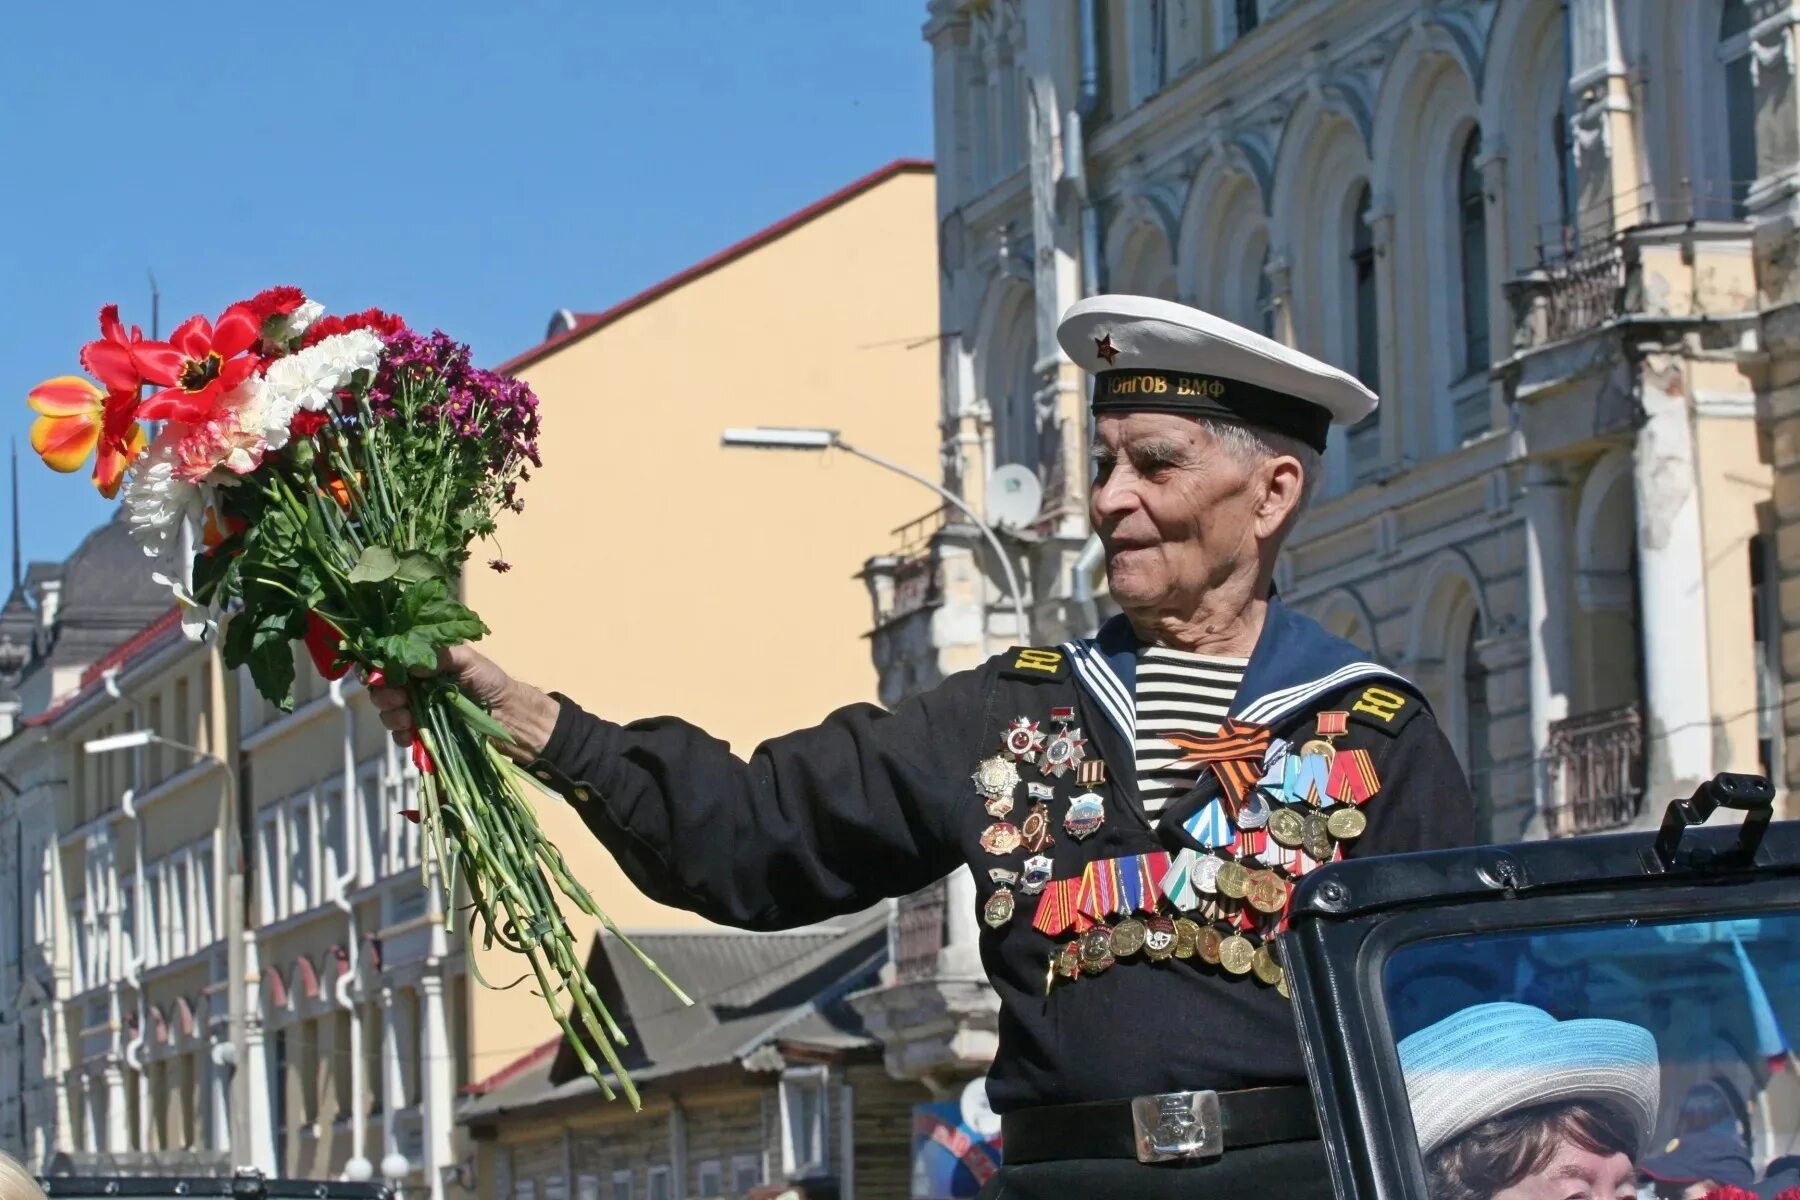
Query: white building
xmin=852 ymin=0 xmax=1792 ymax=1096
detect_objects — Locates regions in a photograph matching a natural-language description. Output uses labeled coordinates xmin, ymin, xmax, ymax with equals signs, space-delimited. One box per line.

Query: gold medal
xmin=1219 ymin=933 xmax=1255 ymax=975
xmin=983 ymin=886 xmax=1015 ymax=929
xmin=1111 ymin=918 xmax=1147 ymax=958
xmin=1303 ymin=811 xmax=1334 ymax=861
xmin=1078 ymin=926 xmax=1115 ymax=974
xmin=1172 ymin=918 xmax=1201 ymax=959
xmin=1253 ymin=942 xmax=1283 ymax=986
xmin=1245 ymin=870 xmax=1289 ymax=915
xmin=1298 ymin=738 xmax=1337 ymax=765
xmin=1276 ymin=969 xmax=1291 ymax=999
xmin=1327 ymin=806 xmax=1367 ymax=840
xmin=1197 ymin=925 xmax=1224 ymax=965
xmin=1214 ymin=860 xmax=1250 ymax=899
xmin=1056 ymin=941 xmax=1082 ymax=979
xmin=1268 ymin=807 xmax=1306 ymax=847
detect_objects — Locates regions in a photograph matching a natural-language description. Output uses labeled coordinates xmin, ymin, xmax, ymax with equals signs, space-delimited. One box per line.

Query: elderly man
xmin=373 ymin=296 xmax=1475 ymax=1198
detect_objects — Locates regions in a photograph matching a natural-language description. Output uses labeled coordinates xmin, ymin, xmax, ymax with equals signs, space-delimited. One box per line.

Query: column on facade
xmin=1476 ymin=139 xmax=1513 ymax=431
xmin=421 ymin=870 xmax=455 ymax=1200
xmin=210 ymin=1041 xmax=232 ymax=1157
xmin=242 ymin=935 xmax=276 ymax=1174
xmin=1522 ymin=461 xmax=1576 ymax=808
xmin=937 ymin=869 xmax=983 ymax=978
xmin=1632 ymin=354 xmax=1715 ymax=795
xmin=379 ymin=985 xmax=404 ymax=1172
xmin=1366 ymin=195 xmax=1405 ymax=469
xmin=102 ymin=1062 xmax=126 ymax=1152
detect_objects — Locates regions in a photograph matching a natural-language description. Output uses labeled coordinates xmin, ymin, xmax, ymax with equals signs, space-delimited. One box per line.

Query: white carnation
xmin=262 ymin=330 xmax=385 ymax=415
xmin=230 ymin=375 xmax=299 ymax=452
xmin=122 ymin=433 xmax=204 ymax=559
xmin=286 ymin=300 xmax=325 ymax=338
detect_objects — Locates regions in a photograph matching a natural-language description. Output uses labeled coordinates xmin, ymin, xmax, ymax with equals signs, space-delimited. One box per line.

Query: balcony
xmin=1541 ymin=704 xmax=1644 ymax=838
xmin=893 ymin=880 xmax=948 ymax=985
xmin=861 ymin=505 xmax=949 ymax=630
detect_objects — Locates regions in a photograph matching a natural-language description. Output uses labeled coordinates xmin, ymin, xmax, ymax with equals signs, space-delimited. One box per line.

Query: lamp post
xmin=720 ymin=427 xmax=1030 ymax=637
xmin=82 ymin=728 xmax=268 ymax=1175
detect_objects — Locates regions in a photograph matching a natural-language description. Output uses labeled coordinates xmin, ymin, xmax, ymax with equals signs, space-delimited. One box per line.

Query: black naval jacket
xmin=525 ymin=597 xmax=1475 ymax=1114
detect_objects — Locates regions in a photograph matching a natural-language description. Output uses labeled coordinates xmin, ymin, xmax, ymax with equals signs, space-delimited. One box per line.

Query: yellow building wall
xmin=1696 ymin=415 xmax=1774 ymax=775
xmin=458 ymin=165 xmax=941 ymax=1085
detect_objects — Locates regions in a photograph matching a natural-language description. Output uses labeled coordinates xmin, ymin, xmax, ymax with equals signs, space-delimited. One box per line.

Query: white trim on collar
xmin=1236 ymin=663 xmax=1408 ymax=726
xmin=1062 ymin=638 xmax=1134 ymax=742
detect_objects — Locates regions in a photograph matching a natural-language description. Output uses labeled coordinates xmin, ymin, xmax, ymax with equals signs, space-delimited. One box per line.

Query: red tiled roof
xmin=23 ymin=605 xmax=184 ymax=728
xmin=462 ymin=1034 xmax=563 ymax=1097
xmin=493 ymin=158 xmax=933 ymax=376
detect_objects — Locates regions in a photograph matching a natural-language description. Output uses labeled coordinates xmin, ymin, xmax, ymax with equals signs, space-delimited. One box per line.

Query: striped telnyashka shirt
xmin=1133 ymin=646 xmax=1249 ymax=826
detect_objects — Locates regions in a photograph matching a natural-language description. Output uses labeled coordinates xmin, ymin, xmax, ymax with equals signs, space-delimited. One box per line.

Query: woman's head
xmin=1426 ymin=1100 xmax=1639 ymax=1200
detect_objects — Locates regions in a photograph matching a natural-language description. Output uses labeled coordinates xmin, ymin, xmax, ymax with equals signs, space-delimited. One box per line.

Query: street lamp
xmin=83 ymin=727 xmax=262 ymax=1174
xmin=720 ymin=427 xmax=1030 ymax=636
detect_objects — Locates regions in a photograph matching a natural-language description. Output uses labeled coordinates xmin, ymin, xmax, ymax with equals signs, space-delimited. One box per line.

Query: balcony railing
xmin=893 ymin=879 xmax=948 ymax=984
xmin=1541 ymin=704 xmax=1643 ymax=838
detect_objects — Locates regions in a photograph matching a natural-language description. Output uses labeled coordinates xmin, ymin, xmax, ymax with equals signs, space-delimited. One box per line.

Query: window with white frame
xmin=144 ymin=864 xmax=164 ymax=967
xmin=729 ymin=1154 xmax=761 ymax=1196
xmin=120 ymin=874 xmax=136 ymax=968
xmin=357 ymin=764 xmax=382 ymax=889
xmin=287 ymin=794 xmax=316 ymax=914
xmin=779 ymin=1066 xmax=828 ymax=1178
xmin=1720 ymin=0 xmax=1757 ymax=217
xmin=319 ymin=784 xmax=346 ymax=898
xmin=609 ymin=1170 xmax=632 ymax=1200
xmin=543 ymin=1176 xmax=567 ymax=1200
xmin=695 ymin=1160 xmax=722 ymax=1198
xmin=193 ymin=843 xmax=215 ymax=947
xmin=169 ymin=853 xmax=190 ymax=959
xmin=575 ymin=1175 xmax=600 ymax=1200
xmin=645 ymin=1167 xmax=671 ymax=1200
xmin=514 ymin=1182 xmax=536 ymax=1200
xmin=257 ymin=808 xmax=283 ymax=922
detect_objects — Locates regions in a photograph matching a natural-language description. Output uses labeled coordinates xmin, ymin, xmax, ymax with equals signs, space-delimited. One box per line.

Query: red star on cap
xmin=1094 ymin=334 xmax=1120 ymax=365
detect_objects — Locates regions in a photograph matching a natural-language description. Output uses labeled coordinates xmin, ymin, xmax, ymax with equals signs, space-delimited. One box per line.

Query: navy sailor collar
xmin=1060 ymin=596 xmax=1414 ymax=743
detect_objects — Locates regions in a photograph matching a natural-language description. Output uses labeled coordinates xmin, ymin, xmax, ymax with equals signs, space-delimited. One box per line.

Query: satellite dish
xmin=985 ymin=464 xmax=1043 ymax=530
xmin=960 ymin=1076 xmax=1002 ymax=1139
xmin=545 ymin=308 xmax=578 ymax=339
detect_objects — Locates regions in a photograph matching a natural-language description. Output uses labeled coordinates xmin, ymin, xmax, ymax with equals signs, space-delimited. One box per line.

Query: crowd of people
xmin=1401 ymin=1004 xmax=1800 ymax=1200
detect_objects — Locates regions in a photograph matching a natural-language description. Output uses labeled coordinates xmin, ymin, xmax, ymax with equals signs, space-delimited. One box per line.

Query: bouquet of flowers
xmin=26 ymin=288 xmax=684 ymax=1106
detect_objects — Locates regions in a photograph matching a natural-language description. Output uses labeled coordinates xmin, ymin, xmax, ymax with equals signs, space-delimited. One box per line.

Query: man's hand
xmin=368 ymin=644 xmax=562 ymax=761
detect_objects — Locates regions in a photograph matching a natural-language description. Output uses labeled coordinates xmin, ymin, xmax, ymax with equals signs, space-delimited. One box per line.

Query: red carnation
xmin=303 ymin=307 xmax=408 ymax=348
xmin=1701 ymin=1189 xmax=1759 ymax=1200
xmin=288 ymin=410 xmax=331 ymax=439
xmin=241 ymin=286 xmax=307 ymax=326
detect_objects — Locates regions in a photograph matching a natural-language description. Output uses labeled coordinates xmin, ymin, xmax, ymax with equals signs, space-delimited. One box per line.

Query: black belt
xmin=1001 ymin=1086 xmax=1320 ymax=1165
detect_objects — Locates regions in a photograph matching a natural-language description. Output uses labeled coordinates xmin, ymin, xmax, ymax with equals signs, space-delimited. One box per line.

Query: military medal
xmin=1327 ymin=806 xmax=1367 ymax=840
xmin=1142 ymin=916 xmax=1176 ymax=961
xmin=1236 ymin=789 xmax=1271 ymax=830
xmin=980 ymin=822 xmax=1022 ymax=855
xmin=1042 ymin=727 xmax=1088 ymax=778
xmin=984 ymin=886 xmax=1015 ymax=928
xmin=1021 ymin=855 xmax=1054 ymax=895
xmin=1173 ymin=918 xmax=1201 ymax=959
xmin=989 ymin=867 xmax=1019 ymax=885
xmin=1218 ymin=933 xmax=1255 ymax=975
xmin=1300 ymin=710 xmax=1347 ymax=768
xmin=1214 ymin=860 xmax=1250 ymax=899
xmin=1111 ymin=917 xmax=1147 ymax=958
xmin=1192 ymin=855 xmax=1223 ymax=895
xmin=1268 ymin=807 xmax=1306 ymax=847
xmin=1303 ymin=811 xmax=1334 ymax=861
xmin=1078 ymin=926 xmax=1115 ymax=974
xmin=1050 ymin=706 xmax=1076 ymax=724
xmin=1020 ymin=803 xmax=1055 ymax=852
xmin=1062 ymin=792 xmax=1105 ymax=840
xmin=1245 ymin=870 xmax=1288 ymax=915
xmin=973 ymin=756 xmax=1020 ymax=803
xmin=1057 ymin=941 xmax=1081 ymax=979
xmin=1196 ymin=925 xmax=1224 ymax=965
xmin=984 ymin=791 xmax=1015 ymax=818
xmin=1002 ymin=717 xmax=1046 ymax=762
xmin=1252 ymin=941 xmax=1283 ymax=986
xmin=1077 ymin=759 xmax=1106 ymax=787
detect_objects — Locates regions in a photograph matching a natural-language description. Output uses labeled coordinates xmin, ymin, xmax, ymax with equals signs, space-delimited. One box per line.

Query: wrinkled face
xmin=1489 ymin=1144 xmax=1638 ymax=1200
xmin=1089 ymin=412 xmax=1277 ymax=617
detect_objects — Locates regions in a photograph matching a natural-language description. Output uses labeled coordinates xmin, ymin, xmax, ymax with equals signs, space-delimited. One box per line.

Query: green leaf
xmin=191 ymin=547 xmax=238 ymax=606
xmin=393 ymin=553 xmax=451 ymax=585
xmin=449 ymin=689 xmax=513 ymax=742
xmin=348 ymin=545 xmax=400 ymax=584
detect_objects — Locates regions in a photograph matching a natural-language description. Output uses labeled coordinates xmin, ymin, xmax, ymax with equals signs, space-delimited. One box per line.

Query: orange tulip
xmin=27 ymin=376 xmax=147 ymax=498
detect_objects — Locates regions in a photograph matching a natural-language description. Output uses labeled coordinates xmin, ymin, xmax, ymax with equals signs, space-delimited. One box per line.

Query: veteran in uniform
xmin=372 ymin=296 xmax=1476 ymax=1199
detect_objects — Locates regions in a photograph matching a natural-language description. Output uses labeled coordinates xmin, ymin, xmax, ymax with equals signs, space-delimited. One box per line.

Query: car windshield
xmin=1384 ymin=912 xmax=1800 ymax=1200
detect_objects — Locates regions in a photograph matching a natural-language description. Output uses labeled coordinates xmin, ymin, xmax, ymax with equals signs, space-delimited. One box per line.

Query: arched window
xmin=1462 ymin=616 xmax=1492 ymax=817
xmin=1457 ymin=129 xmax=1490 ymax=376
xmin=1234 ymin=0 xmax=1260 ymax=39
xmin=1721 ymin=0 xmax=1758 ymax=217
xmin=1551 ymin=103 xmax=1575 ymax=255
xmin=993 ymin=299 xmax=1039 ymax=470
xmin=1350 ymin=185 xmax=1379 ymax=391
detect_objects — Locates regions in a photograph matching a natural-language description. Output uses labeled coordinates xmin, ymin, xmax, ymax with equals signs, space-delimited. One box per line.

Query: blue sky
xmin=0 ymin=1 xmax=932 ymax=572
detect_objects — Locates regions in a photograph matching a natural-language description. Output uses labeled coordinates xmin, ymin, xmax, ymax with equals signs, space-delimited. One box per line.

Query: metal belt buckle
xmin=1130 ymin=1089 xmax=1223 ymax=1163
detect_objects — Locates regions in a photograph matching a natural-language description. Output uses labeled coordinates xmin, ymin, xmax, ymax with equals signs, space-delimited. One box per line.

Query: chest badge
xmin=1042 ymin=726 xmax=1088 ymax=778
xmin=1020 ymin=854 xmax=1054 ymax=894
xmin=1020 ymin=803 xmax=1055 ymax=852
xmin=1002 ymin=717 xmax=1046 ymax=762
xmin=1063 ymin=792 xmax=1106 ymax=840
xmin=984 ymin=886 xmax=1016 ymax=928
xmin=980 ymin=822 xmax=1023 ymax=855
xmin=973 ymin=756 xmax=1020 ymax=804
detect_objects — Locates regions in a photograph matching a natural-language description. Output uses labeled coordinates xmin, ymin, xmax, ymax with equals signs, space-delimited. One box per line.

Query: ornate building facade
xmin=852 ymin=0 xmax=1794 ymax=1104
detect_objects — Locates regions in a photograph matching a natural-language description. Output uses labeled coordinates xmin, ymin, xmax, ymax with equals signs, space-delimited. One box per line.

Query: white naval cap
xmin=1056 ymin=295 xmax=1378 ymax=452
